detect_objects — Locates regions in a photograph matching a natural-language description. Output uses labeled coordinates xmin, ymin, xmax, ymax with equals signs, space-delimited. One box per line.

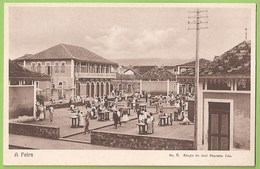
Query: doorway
xmin=208 ymin=102 xmax=230 ymax=150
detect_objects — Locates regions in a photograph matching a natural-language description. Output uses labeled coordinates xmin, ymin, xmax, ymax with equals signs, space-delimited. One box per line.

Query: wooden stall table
xmin=158 ymin=115 xmax=172 ymax=126
xmin=98 ymin=111 xmax=110 ymax=121
xmin=69 ymin=115 xmax=79 ymax=128
xmin=136 ymin=122 xmax=147 ymax=134
xmin=139 ymin=103 xmax=147 ymax=111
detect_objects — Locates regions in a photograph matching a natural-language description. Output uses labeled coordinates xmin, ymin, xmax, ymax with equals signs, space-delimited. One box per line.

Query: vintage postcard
xmin=4 ymin=3 xmax=256 ymax=166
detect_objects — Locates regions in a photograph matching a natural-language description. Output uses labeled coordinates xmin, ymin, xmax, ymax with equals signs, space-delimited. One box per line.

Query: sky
xmin=8 ymin=5 xmax=253 ymax=61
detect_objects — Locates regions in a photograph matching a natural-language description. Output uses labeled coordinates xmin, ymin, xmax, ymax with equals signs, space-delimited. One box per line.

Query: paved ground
xmin=28 ymin=99 xmax=163 ymax=138
xmin=65 ymin=102 xmax=184 ymax=142
xmin=9 ymin=134 xmax=120 ymax=150
xmin=29 ymin=100 xmax=142 ymax=137
xmin=97 ymin=115 xmax=194 ymax=141
xmin=10 ymin=99 xmax=193 ymax=149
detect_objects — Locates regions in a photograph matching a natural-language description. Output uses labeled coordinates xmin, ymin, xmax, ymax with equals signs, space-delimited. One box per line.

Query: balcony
xmin=75 ymin=72 xmax=116 ymax=79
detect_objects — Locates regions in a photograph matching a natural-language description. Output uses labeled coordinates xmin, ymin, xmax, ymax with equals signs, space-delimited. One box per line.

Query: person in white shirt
xmin=142 ymin=110 xmax=148 ymax=119
xmin=138 ymin=112 xmax=145 ymax=123
xmin=132 ymin=98 xmax=136 ymax=109
xmin=70 ymin=104 xmax=75 ymax=112
xmin=78 ymin=112 xmax=85 ymax=127
xmin=125 ymin=93 xmax=128 ymax=101
xmin=49 ymin=106 xmax=54 ymax=122
xmin=117 ymin=108 xmax=122 ymax=126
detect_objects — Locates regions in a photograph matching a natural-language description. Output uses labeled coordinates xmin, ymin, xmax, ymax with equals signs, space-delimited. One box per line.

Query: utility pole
xmin=245 ymin=28 xmax=247 ymax=41
xmin=188 ymin=8 xmax=208 ymax=150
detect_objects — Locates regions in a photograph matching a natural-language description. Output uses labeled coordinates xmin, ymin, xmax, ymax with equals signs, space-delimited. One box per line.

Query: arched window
xmin=118 ymin=83 xmax=122 ymax=91
xmin=96 ymin=82 xmax=100 ymax=97
xmin=54 ymin=62 xmax=59 ymax=73
xmin=127 ymin=84 xmax=132 ymax=93
xmin=58 ymin=82 xmax=63 ymax=88
xmin=61 ymin=62 xmax=65 ymax=73
xmin=106 ymin=82 xmax=110 ymax=95
xmin=37 ymin=63 xmax=41 ymax=73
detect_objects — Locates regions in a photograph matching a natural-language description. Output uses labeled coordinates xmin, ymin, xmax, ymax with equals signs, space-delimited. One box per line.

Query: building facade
xmin=15 ymin=43 xmax=118 ymax=100
xmin=9 ymin=59 xmax=51 ymax=93
xmin=178 ymin=40 xmax=252 ymax=150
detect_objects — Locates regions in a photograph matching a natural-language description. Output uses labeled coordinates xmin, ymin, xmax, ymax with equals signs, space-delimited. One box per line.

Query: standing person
xmin=84 ymin=110 xmax=91 ymax=134
xmin=125 ymin=93 xmax=128 ymax=101
xmin=49 ymin=106 xmax=54 ymax=122
xmin=117 ymin=108 xmax=122 ymax=126
xmin=122 ymin=109 xmax=129 ymax=123
xmin=146 ymin=115 xmax=153 ymax=134
xmin=150 ymin=113 xmax=155 ymax=133
xmin=114 ymin=97 xmax=118 ymax=105
xmin=182 ymin=112 xmax=190 ymax=125
xmin=43 ymin=105 xmax=46 ymax=120
xmin=113 ymin=111 xmax=119 ymax=129
xmin=132 ymin=98 xmax=136 ymax=110
xmin=38 ymin=105 xmax=44 ymax=120
xmin=155 ymin=101 xmax=160 ymax=113
xmin=69 ymin=97 xmax=72 ymax=105
xmin=78 ymin=112 xmax=84 ymax=127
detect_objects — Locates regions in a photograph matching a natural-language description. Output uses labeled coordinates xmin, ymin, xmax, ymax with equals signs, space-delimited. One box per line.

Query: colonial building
xmin=178 ymin=40 xmax=252 ymax=150
xmin=15 ymin=43 xmax=118 ymax=100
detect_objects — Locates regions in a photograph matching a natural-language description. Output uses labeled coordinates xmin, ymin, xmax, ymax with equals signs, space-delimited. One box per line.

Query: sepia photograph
xmin=4 ymin=3 xmax=256 ymax=166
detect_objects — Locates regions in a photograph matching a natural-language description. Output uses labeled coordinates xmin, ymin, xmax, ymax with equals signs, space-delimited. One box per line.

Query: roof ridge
xmin=61 ymin=43 xmax=117 ymax=64
xmin=60 ymin=43 xmax=76 ymax=59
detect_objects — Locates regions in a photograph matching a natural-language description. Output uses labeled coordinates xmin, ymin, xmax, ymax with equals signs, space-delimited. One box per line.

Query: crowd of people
xmin=35 ymin=89 xmax=194 ymax=136
xmin=69 ymin=94 xmax=131 ymax=131
xmin=149 ymin=92 xmax=194 ymax=125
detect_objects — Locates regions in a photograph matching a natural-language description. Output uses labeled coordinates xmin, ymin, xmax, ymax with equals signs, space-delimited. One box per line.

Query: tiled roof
xmin=132 ymin=66 xmax=157 ymax=75
xmin=121 ymin=66 xmax=174 ymax=80
xmin=15 ymin=44 xmax=118 ymax=66
xmin=180 ymin=41 xmax=251 ymax=77
xmin=164 ymin=59 xmax=210 ymax=70
xmin=9 ymin=59 xmax=50 ymax=80
xmin=142 ymin=66 xmax=175 ymax=80
xmin=15 ymin=54 xmax=33 ymax=61
xmin=116 ymin=73 xmax=139 ymax=80
xmin=164 ymin=65 xmax=176 ymax=70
